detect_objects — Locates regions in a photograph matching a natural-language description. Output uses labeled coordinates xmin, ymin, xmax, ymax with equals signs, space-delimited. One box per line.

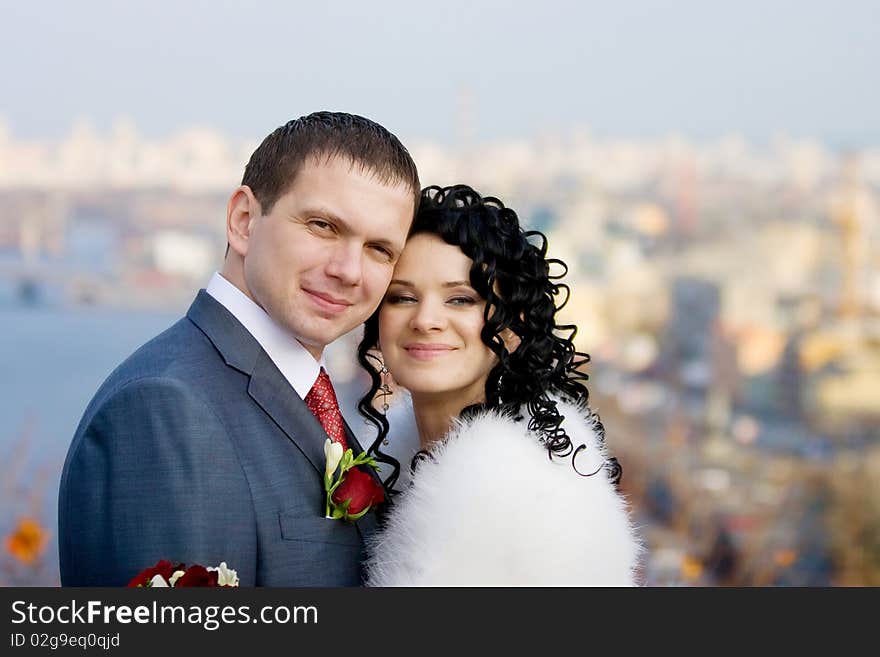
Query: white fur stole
xmin=364 ymin=401 xmax=642 ymax=586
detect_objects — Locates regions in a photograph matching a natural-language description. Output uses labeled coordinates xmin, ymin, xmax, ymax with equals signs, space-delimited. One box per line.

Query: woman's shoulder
xmin=406 ymin=399 xmax=623 ymax=532
xmin=430 ymin=405 xmax=535 ymax=466
xmin=436 ymin=397 xmax=607 ymax=466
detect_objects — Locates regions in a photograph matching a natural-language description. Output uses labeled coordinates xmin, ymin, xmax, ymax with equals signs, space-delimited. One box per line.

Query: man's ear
xmin=226 ymin=186 xmax=261 ymax=257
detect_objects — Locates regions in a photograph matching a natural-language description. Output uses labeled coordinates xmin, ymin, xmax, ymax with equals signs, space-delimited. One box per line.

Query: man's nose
xmin=325 ymin=243 xmax=364 ymax=286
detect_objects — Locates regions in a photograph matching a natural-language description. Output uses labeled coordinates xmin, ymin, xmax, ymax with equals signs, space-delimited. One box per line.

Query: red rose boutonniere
xmin=127 ymin=560 xmax=239 ymax=587
xmin=323 ymin=439 xmax=385 ymax=521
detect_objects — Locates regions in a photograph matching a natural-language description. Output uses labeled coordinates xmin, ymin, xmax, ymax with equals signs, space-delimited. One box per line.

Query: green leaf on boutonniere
xmin=339 ymin=449 xmax=354 ymax=471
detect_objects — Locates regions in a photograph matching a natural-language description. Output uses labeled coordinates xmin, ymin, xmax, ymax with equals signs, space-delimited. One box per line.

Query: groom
xmin=58 ymin=112 xmax=419 ymax=586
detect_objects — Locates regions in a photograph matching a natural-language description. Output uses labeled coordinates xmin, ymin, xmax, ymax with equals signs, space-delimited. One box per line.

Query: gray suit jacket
xmin=58 ymin=290 xmax=378 ymax=586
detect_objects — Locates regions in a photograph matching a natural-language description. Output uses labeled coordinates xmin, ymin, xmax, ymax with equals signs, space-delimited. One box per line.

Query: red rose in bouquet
xmin=174 ymin=565 xmax=218 ymax=587
xmin=127 ymin=560 xmax=239 ymax=587
xmin=127 ymin=560 xmax=183 ymax=587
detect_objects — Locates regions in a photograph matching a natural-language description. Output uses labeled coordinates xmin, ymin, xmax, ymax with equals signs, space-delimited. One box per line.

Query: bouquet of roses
xmin=127 ymin=560 xmax=239 ymax=587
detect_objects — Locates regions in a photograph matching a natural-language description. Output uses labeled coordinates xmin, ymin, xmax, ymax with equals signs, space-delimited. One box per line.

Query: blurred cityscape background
xmin=1 ymin=121 xmax=877 ymax=586
xmin=1 ymin=0 xmax=877 ymax=586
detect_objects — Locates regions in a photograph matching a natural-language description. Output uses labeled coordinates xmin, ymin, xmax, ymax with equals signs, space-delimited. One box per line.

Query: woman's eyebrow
xmin=388 ymin=279 xmax=472 ymax=287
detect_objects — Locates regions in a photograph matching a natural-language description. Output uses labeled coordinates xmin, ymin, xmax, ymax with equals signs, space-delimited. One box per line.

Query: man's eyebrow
xmin=300 ymin=206 xmax=401 ymax=248
xmin=299 ymin=205 xmax=347 ymax=227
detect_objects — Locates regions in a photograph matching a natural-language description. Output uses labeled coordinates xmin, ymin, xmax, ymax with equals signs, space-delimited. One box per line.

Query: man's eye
xmin=309 ymin=219 xmax=333 ymax=231
xmin=369 ymin=245 xmax=394 ymax=260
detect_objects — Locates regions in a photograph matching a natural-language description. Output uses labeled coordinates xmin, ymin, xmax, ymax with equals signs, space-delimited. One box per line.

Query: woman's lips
xmin=303 ymin=288 xmax=351 ymax=314
xmin=404 ymin=344 xmax=456 ymax=360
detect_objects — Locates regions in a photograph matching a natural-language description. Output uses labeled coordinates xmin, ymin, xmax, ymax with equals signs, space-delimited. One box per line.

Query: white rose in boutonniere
xmin=324 ymin=439 xmax=344 ymax=480
xmin=322 ymin=439 xmax=385 ymax=521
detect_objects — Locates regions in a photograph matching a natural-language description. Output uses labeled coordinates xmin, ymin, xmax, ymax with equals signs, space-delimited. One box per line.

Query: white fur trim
xmin=365 ymin=401 xmax=642 ymax=586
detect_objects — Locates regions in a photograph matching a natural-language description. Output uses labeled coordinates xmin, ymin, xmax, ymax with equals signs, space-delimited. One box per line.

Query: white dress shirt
xmin=205 ymin=272 xmax=323 ymax=398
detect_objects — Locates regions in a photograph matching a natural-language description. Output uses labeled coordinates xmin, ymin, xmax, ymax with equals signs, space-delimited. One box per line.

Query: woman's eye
xmin=386 ymin=294 xmax=417 ymax=304
xmin=448 ymin=296 xmax=476 ymax=306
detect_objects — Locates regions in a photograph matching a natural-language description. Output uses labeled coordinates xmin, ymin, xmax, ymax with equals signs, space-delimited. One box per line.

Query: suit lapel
xmin=248 ymin=349 xmax=329 ymax=475
xmin=187 ymin=290 xmax=326 ymax=477
xmin=187 ymin=290 xmax=261 ymax=374
xmin=249 ymin=358 xmax=384 ymax=537
xmin=187 ymin=289 xmax=385 ymax=531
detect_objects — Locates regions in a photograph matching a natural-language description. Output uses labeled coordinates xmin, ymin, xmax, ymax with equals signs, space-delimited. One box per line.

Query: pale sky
xmin=1 ymin=0 xmax=877 ymax=146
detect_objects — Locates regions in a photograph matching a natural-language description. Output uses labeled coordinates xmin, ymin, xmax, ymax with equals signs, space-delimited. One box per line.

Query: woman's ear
xmin=501 ymin=328 xmax=521 ymax=354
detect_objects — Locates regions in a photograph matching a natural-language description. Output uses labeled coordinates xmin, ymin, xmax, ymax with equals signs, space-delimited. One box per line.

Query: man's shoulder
xmin=79 ymin=311 xmax=236 ymax=423
xmin=102 ymin=316 xmax=212 ymax=387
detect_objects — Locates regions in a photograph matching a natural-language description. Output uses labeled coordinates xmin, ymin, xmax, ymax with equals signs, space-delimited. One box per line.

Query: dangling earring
xmin=379 ymin=363 xmax=393 ymax=446
xmin=366 ymin=350 xmax=393 ymax=417
xmin=379 ymin=364 xmax=392 ymax=414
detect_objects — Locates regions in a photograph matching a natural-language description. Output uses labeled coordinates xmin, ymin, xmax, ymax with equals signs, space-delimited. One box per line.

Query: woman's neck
xmin=410 ymin=389 xmax=486 ymax=450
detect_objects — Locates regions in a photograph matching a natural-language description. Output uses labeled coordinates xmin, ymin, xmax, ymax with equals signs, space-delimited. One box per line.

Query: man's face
xmin=239 ymin=156 xmax=414 ymax=358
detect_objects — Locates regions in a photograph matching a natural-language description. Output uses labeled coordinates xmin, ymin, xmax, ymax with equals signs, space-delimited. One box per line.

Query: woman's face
xmin=378 ymin=233 xmax=498 ymax=402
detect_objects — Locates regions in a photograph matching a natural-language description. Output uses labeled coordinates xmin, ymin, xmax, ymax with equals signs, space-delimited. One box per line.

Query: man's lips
xmin=303 ymin=289 xmax=353 ymax=312
xmin=404 ymin=343 xmax=456 ymax=360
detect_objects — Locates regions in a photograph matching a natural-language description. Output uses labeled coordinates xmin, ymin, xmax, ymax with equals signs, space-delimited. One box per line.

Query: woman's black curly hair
xmin=356 ymin=184 xmax=620 ymax=492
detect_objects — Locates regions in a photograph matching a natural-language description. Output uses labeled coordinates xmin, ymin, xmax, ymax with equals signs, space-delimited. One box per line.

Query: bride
xmin=357 ymin=184 xmax=641 ymax=586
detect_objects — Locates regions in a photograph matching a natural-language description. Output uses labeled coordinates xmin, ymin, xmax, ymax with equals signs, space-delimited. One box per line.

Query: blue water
xmin=1 ymin=304 xmax=181 ymax=584
xmin=2 ymin=305 xmax=182 ymax=463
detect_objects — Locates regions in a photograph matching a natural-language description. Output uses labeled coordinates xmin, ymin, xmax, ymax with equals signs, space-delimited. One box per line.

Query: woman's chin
xmin=397 ymin=377 xmax=488 ymax=401
xmin=394 ymin=374 xmax=459 ymax=397
xmin=398 ymin=382 xmax=452 ymax=396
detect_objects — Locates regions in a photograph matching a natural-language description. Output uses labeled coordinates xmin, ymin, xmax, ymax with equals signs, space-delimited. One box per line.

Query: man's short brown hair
xmin=241 ymin=111 xmax=420 ymax=214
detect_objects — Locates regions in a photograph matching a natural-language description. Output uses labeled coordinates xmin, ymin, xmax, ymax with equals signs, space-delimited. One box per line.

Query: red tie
xmin=304 ymin=368 xmax=348 ymax=450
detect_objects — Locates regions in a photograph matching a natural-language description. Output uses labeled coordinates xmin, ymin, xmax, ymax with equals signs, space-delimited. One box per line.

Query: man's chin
xmin=293 ymin=317 xmax=363 ymax=348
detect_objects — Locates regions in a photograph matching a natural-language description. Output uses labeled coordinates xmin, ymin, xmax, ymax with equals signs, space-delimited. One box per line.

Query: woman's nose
xmin=409 ymin=299 xmax=447 ymax=332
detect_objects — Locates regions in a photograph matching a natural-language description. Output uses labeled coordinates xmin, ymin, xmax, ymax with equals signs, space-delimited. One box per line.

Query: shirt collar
xmin=205 ymin=272 xmax=323 ymax=399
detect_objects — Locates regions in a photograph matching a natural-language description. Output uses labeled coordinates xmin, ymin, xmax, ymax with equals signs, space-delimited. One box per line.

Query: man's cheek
xmin=365 ymin=270 xmax=394 ymax=305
